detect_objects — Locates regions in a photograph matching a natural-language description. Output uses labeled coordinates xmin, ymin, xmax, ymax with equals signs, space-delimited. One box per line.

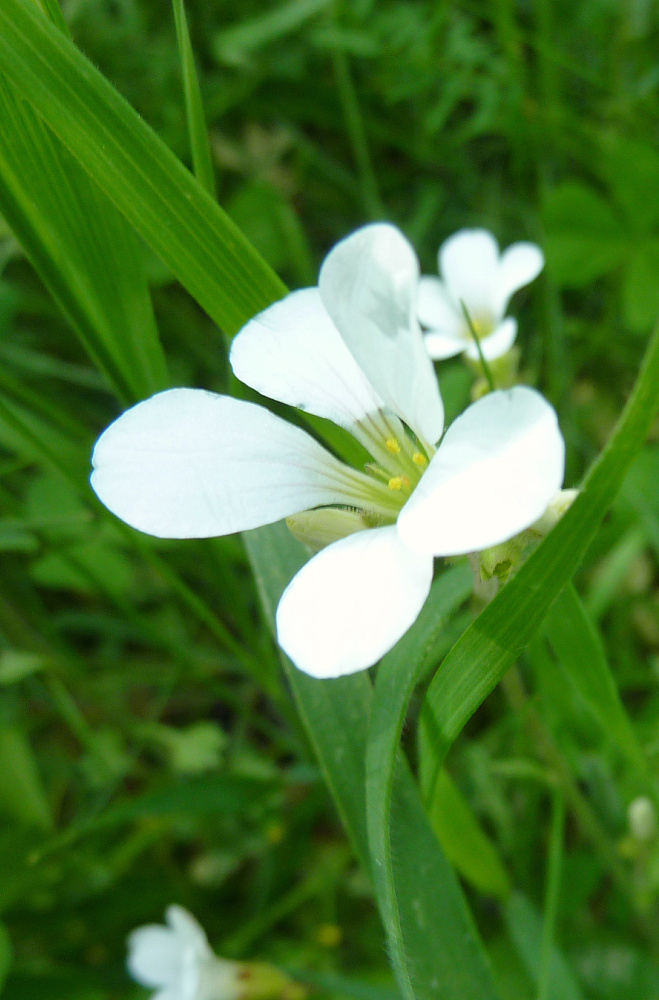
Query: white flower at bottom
xmin=127 ymin=905 xmax=240 ymax=1000
xmin=91 ymin=224 xmax=564 ymax=679
xmin=418 ymin=228 xmax=544 ymax=361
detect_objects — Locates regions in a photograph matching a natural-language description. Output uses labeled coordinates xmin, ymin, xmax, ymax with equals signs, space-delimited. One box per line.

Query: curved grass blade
xmin=544 ymin=584 xmax=645 ymax=771
xmin=0 ymin=0 xmax=287 ymax=335
xmin=421 ymin=317 xmax=659 ymax=802
xmin=366 ymin=564 xmax=503 ymax=1000
xmin=425 ymin=769 xmax=511 ymax=898
xmin=244 ymin=526 xmax=502 ymax=1000
xmin=0 ymin=72 xmax=168 ymax=404
xmin=172 ymin=0 xmax=216 ymax=198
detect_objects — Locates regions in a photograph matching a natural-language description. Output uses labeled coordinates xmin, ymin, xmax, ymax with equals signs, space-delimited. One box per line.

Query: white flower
xmin=418 ymin=228 xmax=544 ymax=361
xmin=91 ymin=224 xmax=564 ymax=679
xmin=127 ymin=905 xmax=240 ymax=1000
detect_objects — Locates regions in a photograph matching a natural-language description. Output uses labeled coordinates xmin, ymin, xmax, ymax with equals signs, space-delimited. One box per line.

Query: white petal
xmin=153 ymin=990 xmax=181 ymax=1000
xmin=276 ymin=526 xmax=433 ymax=678
xmin=127 ymin=926 xmax=182 ymax=988
xmin=423 ymin=330 xmax=466 ymax=360
xmin=439 ymin=229 xmax=500 ymax=320
xmin=398 ymin=386 xmax=565 ymax=556
xmin=91 ymin=389 xmax=364 ymax=539
xmin=463 ymin=317 xmax=518 ymax=361
xmin=153 ymin=989 xmax=181 ymax=1000
xmin=230 ymin=288 xmax=383 ymax=432
xmin=494 ymin=242 xmax=544 ymax=316
xmin=319 ymin=224 xmax=444 ymax=444
xmin=417 ymin=276 xmax=462 ymax=335
xmin=166 ymin=906 xmax=211 ymax=958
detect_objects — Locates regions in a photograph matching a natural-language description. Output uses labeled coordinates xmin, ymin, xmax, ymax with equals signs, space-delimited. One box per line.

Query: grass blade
xmin=0 ymin=71 xmax=169 ymax=404
xmin=544 ymin=584 xmax=645 ymax=770
xmin=0 ymin=0 xmax=286 ymax=335
xmin=245 ymin=526 xmax=502 ymax=1000
xmin=172 ymin=0 xmax=216 ymax=198
xmin=421 ymin=315 xmax=659 ymax=799
xmin=366 ymin=564 xmax=503 ymax=1000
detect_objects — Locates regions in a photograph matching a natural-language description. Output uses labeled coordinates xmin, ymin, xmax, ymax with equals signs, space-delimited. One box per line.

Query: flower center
xmin=286 ymin=410 xmax=433 ymax=551
xmin=462 ymin=312 xmax=494 ymax=342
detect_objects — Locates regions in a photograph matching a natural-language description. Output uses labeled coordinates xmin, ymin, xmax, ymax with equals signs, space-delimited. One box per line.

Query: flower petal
xmin=398 ymin=386 xmax=565 ymax=556
xmin=423 ymin=330 xmax=466 ymax=360
xmin=417 ymin=276 xmax=462 ymax=335
xmin=127 ymin=926 xmax=182 ymax=988
xmin=276 ymin=525 xmax=433 ymax=678
xmin=166 ymin=906 xmax=210 ymax=957
xmin=438 ymin=228 xmax=500 ymax=320
xmin=230 ymin=288 xmax=384 ymax=432
xmin=464 ymin=317 xmax=517 ymax=361
xmin=91 ymin=389 xmax=365 ymax=539
xmin=319 ymin=223 xmax=444 ymax=443
xmin=153 ymin=989 xmax=181 ymax=1000
xmin=494 ymin=241 xmax=544 ymax=315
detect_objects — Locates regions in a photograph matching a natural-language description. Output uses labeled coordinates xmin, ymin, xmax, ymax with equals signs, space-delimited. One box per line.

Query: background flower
xmin=418 ymin=228 xmax=544 ymax=361
xmin=127 ymin=905 xmax=239 ymax=1000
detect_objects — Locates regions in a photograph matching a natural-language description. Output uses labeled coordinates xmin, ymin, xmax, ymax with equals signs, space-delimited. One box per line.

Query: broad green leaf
xmin=172 ymin=0 xmax=216 ymax=198
xmin=505 ymin=893 xmax=584 ymax=1000
xmin=421 ymin=314 xmax=659 ymax=801
xmin=0 ymin=728 xmax=53 ymax=832
xmin=244 ymin=524 xmax=502 ymax=1000
xmin=542 ymin=182 xmax=625 ymax=287
xmin=0 ymin=0 xmax=287 ymax=335
xmin=544 ymin=585 xmax=645 ymax=770
xmin=0 ymin=71 xmax=168 ymax=405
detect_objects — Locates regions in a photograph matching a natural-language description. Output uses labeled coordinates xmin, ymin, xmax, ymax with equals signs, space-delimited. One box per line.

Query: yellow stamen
xmin=385 ymin=437 xmax=401 ymax=454
xmin=412 ymin=452 xmax=427 ymax=467
xmin=388 ymin=475 xmax=410 ymax=491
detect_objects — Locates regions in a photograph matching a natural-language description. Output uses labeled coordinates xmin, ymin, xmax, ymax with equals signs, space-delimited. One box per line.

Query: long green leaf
xmin=172 ymin=0 xmax=216 ymax=198
xmin=425 ymin=770 xmax=511 ymax=898
xmin=421 ymin=317 xmax=659 ymax=799
xmin=366 ymin=563 xmax=502 ymax=1000
xmin=244 ymin=524 xmax=502 ymax=1000
xmin=505 ymin=893 xmax=584 ymax=1000
xmin=0 ymin=0 xmax=287 ymax=335
xmin=0 ymin=72 xmax=168 ymax=404
xmin=544 ymin=584 xmax=645 ymax=770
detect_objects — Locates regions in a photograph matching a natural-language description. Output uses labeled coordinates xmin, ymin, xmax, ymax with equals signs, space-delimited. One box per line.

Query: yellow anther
xmin=412 ymin=452 xmax=427 ymax=467
xmin=385 ymin=437 xmax=401 ymax=454
xmin=388 ymin=475 xmax=410 ymax=491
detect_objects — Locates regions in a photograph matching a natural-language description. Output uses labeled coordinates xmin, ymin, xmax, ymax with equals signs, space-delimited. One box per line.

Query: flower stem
xmin=460 ymin=300 xmax=495 ymax=392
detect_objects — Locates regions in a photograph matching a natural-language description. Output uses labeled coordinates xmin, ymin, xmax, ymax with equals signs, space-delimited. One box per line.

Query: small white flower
xmin=418 ymin=228 xmax=544 ymax=361
xmin=91 ymin=224 xmax=564 ymax=679
xmin=127 ymin=905 xmax=240 ymax=1000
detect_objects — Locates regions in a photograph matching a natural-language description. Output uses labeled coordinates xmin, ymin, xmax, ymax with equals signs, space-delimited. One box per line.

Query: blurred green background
xmin=1 ymin=0 xmax=659 ymax=997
